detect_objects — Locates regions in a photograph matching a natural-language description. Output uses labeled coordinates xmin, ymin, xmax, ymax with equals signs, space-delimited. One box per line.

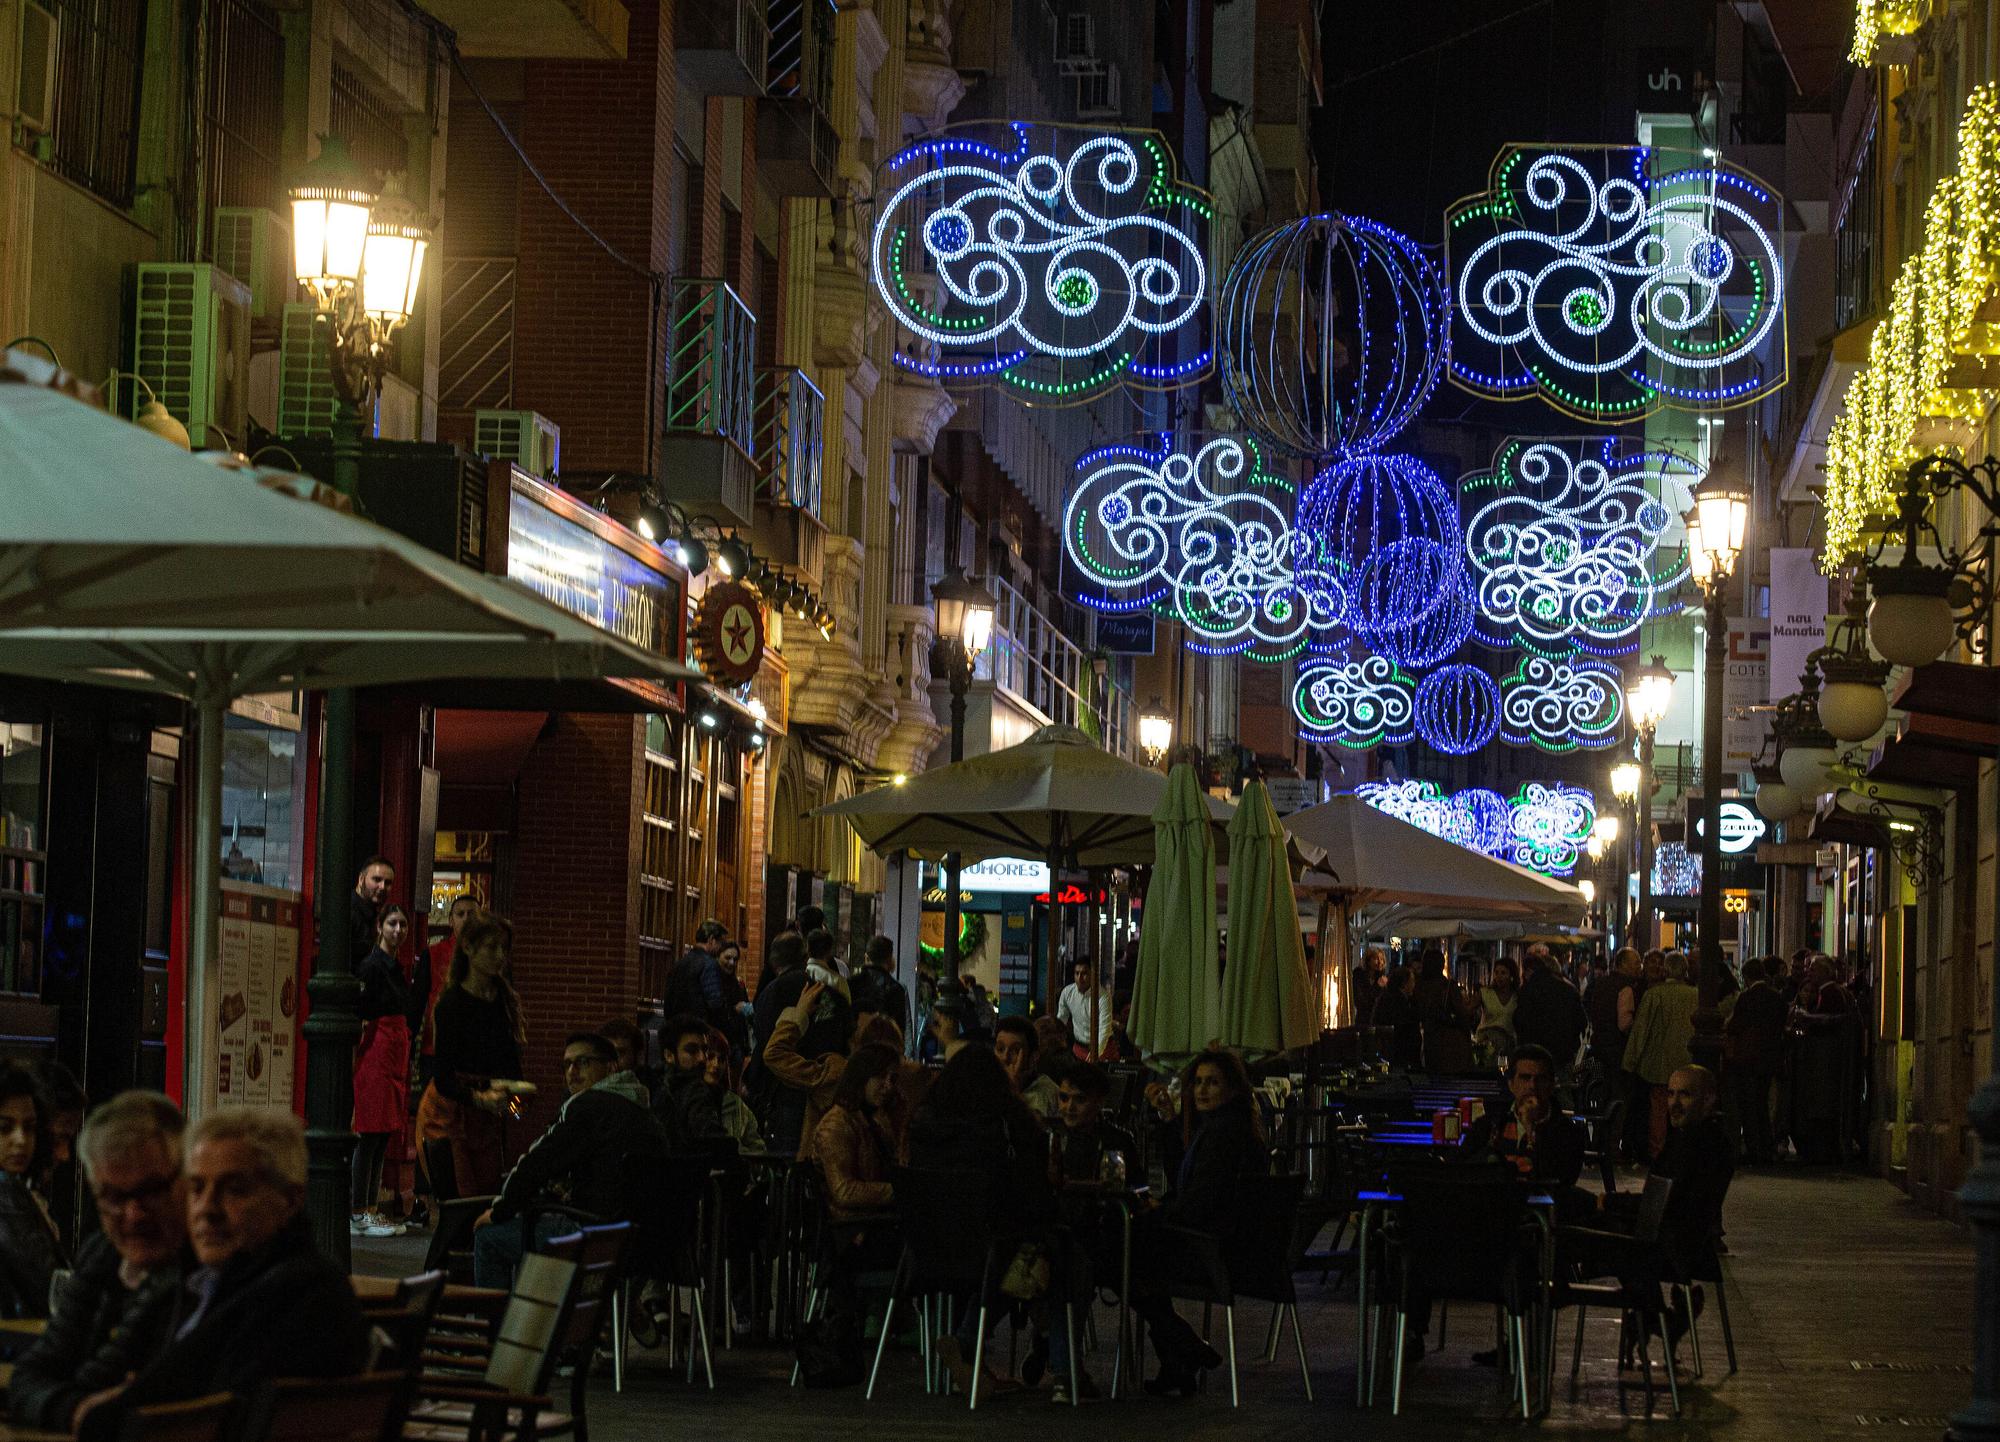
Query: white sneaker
xmin=359 ymin=1213 xmax=400 ymax=1238
xmin=349 ymin=1214 xmax=372 ymax=1236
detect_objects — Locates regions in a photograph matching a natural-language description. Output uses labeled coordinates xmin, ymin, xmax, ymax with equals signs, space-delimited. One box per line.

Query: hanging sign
xmin=1768 ymin=548 xmax=1828 ymax=695
xmin=692 ymin=580 xmax=766 ymax=686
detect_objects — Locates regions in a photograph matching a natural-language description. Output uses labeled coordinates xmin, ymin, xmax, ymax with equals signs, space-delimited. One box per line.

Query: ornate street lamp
xmin=930 ymin=563 xmax=995 ymax=980
xmin=1138 ymin=696 xmax=1173 ymax=768
xmin=1621 ymin=656 xmax=1674 ymax=949
xmin=1684 ymin=470 xmax=1750 ymax=1079
xmin=288 ymin=137 xmax=431 ymax=1267
xmin=1817 ymin=576 xmax=1894 ymax=742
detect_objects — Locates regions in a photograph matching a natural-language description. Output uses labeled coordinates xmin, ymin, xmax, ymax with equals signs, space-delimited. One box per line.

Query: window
xmin=0 ymin=718 xmax=47 ymax=996
xmin=330 ymin=65 xmax=409 ymax=183
xmin=641 ymin=714 xmax=681 ymax=999
xmin=219 ymin=710 xmax=306 ymax=890
xmin=203 ymin=0 xmax=285 ymax=247
xmin=1834 ymin=123 xmax=1878 ymax=330
xmin=46 ymin=0 xmax=149 ymax=208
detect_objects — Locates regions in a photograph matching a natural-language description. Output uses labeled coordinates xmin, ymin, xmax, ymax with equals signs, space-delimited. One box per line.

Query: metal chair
xmin=403 ymin=1250 xmax=587 ymax=1442
xmin=1553 ymin=1172 xmax=1681 ymax=1416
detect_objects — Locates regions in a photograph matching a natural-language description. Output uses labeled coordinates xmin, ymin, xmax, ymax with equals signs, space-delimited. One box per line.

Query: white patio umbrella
xmin=0 ymin=363 xmax=698 ymax=1113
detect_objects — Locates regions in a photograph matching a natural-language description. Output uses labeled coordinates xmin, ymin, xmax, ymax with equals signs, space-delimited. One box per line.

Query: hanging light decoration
xmin=1413 ymin=664 xmax=1502 ymax=755
xmin=1296 ymin=453 xmax=1466 ymax=643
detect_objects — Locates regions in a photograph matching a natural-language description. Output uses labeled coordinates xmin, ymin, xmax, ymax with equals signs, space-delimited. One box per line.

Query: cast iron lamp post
xmin=929 ymin=563 xmax=995 ymax=981
xmin=289 ymin=135 xmax=431 ymax=1266
xmin=1683 ymin=472 xmax=1750 ymax=1079
xmin=1622 ymin=657 xmax=1675 ymax=950
xmin=1138 ymin=697 xmax=1173 ymax=768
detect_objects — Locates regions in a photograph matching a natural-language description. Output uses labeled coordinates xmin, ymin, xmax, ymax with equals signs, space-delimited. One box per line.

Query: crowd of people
xmin=1350 ymin=939 xmax=1869 ymax=1167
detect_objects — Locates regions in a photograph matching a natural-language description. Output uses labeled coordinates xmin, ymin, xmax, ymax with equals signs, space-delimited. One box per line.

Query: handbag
xmin=1000 ymin=1242 xmax=1051 ymax=1300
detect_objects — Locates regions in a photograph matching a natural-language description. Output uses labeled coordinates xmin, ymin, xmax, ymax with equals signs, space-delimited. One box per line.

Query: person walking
xmin=1413 ymin=947 xmax=1472 ymax=1072
xmin=416 ymin=911 xmax=527 ymax=1198
xmin=351 ymin=903 xmax=418 ymax=1236
xmin=1724 ymin=956 xmax=1789 ymax=1163
xmin=1512 ymin=944 xmax=1589 ymax=1071
xmin=849 ymin=935 xmax=912 ymax=1048
xmin=1623 ymin=949 xmax=1698 ymax=1160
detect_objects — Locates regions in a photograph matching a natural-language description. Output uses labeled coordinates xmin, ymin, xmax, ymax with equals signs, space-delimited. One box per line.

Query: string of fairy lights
xmin=866 ymin=124 xmax=1790 ymax=874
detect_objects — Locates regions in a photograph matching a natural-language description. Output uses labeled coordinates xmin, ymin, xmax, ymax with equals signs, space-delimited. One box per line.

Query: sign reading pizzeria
xmin=693 ymin=580 xmax=767 ymax=687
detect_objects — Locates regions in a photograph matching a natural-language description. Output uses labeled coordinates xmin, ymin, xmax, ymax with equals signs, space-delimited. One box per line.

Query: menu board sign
xmin=215 ymin=882 xmax=301 ymax=1111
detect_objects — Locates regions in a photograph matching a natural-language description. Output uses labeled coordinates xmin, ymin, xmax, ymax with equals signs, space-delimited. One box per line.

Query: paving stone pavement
xmin=358 ymin=1166 xmax=1975 ymax=1438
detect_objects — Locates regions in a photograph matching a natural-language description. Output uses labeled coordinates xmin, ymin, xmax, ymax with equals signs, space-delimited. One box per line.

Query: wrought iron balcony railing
xmin=754 ymin=365 xmax=823 ymax=516
xmin=664 ymin=278 xmax=756 ymax=456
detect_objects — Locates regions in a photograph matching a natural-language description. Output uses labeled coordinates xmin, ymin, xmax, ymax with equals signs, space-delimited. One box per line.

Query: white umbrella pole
xmin=185 ymin=692 xmax=224 ymax=1121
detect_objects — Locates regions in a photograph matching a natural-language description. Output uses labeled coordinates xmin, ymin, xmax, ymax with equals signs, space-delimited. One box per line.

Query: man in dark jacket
xmin=474 ymin=1032 xmax=669 ymax=1287
xmin=1467 ymin=1046 xmax=1589 ymax=1215
xmin=80 ymin=1109 xmax=369 ymax=1441
xmin=1511 ymin=944 xmax=1588 ymax=1070
xmin=9 ymin=1092 xmax=191 ymax=1432
xmin=349 ymin=854 xmax=395 ymax=970
xmin=662 ymin=919 xmax=729 ymax=1027
xmin=1724 ymin=957 xmax=1790 ymax=1163
xmin=653 ymin=1014 xmax=730 ymax=1149
xmin=849 ymin=935 xmax=911 ymax=1046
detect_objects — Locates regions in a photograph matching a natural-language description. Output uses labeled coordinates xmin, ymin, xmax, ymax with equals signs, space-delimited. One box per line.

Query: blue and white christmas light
xmin=1447 ymin=146 xmax=1787 ymax=421
xmin=1352 ymin=779 xmax=1599 ymax=876
xmin=1497 ymin=654 xmax=1624 ymax=752
xmin=1461 ymin=438 xmax=1698 ymax=655
xmin=1296 ymin=453 xmax=1466 ymax=646
xmin=1413 ymin=664 xmax=1501 ymax=755
xmin=1219 ymin=212 xmax=1448 ymax=458
xmin=871 ymin=122 xmax=1213 ymax=403
xmin=1063 ymin=434 xmax=1342 ymax=660
xmin=1292 ymin=655 xmax=1416 ymax=748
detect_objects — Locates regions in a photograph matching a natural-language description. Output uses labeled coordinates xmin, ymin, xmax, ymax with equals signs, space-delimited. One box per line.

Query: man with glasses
xmin=7 ymin=1092 xmax=191 ymax=1432
xmin=472 ymin=1032 xmax=666 ymax=1287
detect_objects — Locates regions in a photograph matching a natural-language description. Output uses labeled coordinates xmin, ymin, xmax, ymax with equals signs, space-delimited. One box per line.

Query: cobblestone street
xmin=359 ymin=1166 xmax=1975 ymax=1439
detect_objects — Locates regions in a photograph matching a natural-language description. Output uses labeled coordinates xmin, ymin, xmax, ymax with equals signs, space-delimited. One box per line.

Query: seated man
xmin=1049 ymin=1059 xmax=1139 ymax=1184
xmin=653 ymin=1014 xmax=730 ymax=1149
xmin=80 ymin=1109 xmax=370 ymax=1440
xmin=9 ymin=1092 xmax=192 ymax=1433
xmin=1639 ymin=1064 xmax=1736 ymax=1271
xmin=994 ymin=1016 xmax=1062 ymax=1121
xmin=475 ymin=1031 xmax=667 ymax=1288
xmin=1467 ymin=1045 xmax=1590 ymax=1217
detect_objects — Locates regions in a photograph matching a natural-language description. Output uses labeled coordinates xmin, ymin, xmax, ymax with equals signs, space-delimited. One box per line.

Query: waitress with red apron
xmin=353 ymin=903 xmax=417 ymax=1236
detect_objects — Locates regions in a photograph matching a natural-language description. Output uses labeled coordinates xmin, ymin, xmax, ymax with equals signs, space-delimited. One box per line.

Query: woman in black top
xmin=0 ymin=1060 xmax=64 ymax=1319
xmin=351 ymin=904 xmax=418 ymax=1234
xmin=1132 ymin=1048 xmax=1270 ymax=1396
xmin=415 ymin=911 xmax=526 ymax=1197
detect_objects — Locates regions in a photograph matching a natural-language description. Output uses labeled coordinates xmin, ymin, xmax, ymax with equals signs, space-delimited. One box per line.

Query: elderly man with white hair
xmin=8 ymin=1091 xmax=192 ymax=1431
xmin=77 ymin=1106 xmax=370 ymax=1439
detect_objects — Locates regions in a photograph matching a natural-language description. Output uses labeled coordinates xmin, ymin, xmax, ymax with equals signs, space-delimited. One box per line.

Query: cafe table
xmin=1057 ymin=1180 xmax=1150 ymax=1399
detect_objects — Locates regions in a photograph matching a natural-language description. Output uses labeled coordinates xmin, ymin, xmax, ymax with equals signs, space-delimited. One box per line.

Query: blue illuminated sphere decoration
xmin=925 ymin=211 xmax=972 ymax=259
xmin=1459 ymin=787 xmax=1514 ymax=854
xmin=1415 ymin=664 xmax=1500 ymax=755
xmin=1297 ymin=454 xmax=1465 ymax=639
xmin=1370 ymin=566 xmax=1475 ymax=668
xmin=1218 ymin=212 xmax=1448 ymax=459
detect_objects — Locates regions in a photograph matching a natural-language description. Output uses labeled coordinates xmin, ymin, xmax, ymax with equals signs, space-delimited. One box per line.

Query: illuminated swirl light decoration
xmin=1296 ymin=453 xmax=1467 ymax=650
xmin=1497 ymin=655 xmax=1625 ymax=752
xmin=1413 ymin=664 xmax=1501 ymax=755
xmin=1506 ymin=782 xmax=1598 ymax=875
xmin=1653 ymin=841 xmax=1702 ymax=896
xmin=1292 ymin=654 xmax=1416 ymax=748
xmin=1461 ymin=437 xmax=1699 ymax=656
xmin=1062 ymin=434 xmax=1344 ymax=662
xmin=1219 ymin=211 xmax=1449 ymax=459
xmin=1351 ymin=779 xmax=1598 ymax=875
xmin=1446 ymin=146 xmax=1787 ymax=422
xmin=871 ymin=122 xmax=1213 ymax=404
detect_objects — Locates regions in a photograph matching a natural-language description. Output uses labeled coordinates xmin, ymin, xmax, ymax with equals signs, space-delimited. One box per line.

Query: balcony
xmin=659 ymin=278 xmax=758 ymax=526
xmin=676 ymin=0 xmax=768 ymax=97
xmin=753 ymin=366 xmax=823 ymax=516
xmin=418 ymin=0 xmax=627 ymax=58
xmin=759 ymin=0 xmax=837 ymax=197
xmin=975 ymin=577 xmax=1135 ymax=756
xmin=902 ymin=0 xmax=965 ymax=133
xmin=877 ymin=603 xmax=947 ymax=775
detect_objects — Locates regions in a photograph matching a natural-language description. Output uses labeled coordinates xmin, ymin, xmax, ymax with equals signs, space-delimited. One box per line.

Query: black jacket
xmin=907 ymin=1109 xmax=1057 ymax=1238
xmin=84 ymin=1216 xmax=369 ymax=1440
xmin=1651 ymin=1114 xmax=1736 ymax=1269
xmin=495 ymin=1073 xmax=669 ymax=1225
xmin=1512 ymin=969 xmax=1588 ymax=1065
xmin=851 ymin=967 xmax=912 ymax=1040
xmin=8 ymin=1232 xmax=186 ymax=1430
xmin=653 ymin=1066 xmax=729 ymax=1153
xmin=356 ymin=945 xmax=418 ymax=1026
xmin=1164 ymin=1098 xmax=1269 ymax=1235
xmin=1467 ymin=1105 xmax=1588 ymax=1189
xmin=0 ymin=1173 xmax=63 ymax=1319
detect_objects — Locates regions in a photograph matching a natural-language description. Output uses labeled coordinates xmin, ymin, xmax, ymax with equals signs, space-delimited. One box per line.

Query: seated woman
xmin=704 ymin=1027 xmax=762 ymax=1150
xmin=814 ymin=1043 xmax=903 ymax=1218
xmin=1130 ymin=1048 xmax=1270 ymax=1397
xmin=907 ymin=1046 xmax=1057 ymax=1394
xmin=0 ymin=1060 xmax=65 ymax=1320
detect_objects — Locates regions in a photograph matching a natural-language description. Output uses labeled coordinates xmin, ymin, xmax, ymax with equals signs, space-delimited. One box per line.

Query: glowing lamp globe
xmin=1867 ymin=560 xmax=1956 ymax=667
xmin=1578 ymin=878 xmax=1597 ymax=905
xmin=1624 ymin=656 xmax=1675 ymax=732
xmin=1817 ymin=677 xmax=1889 ymax=743
xmin=1609 ymin=760 xmax=1643 ymax=804
xmin=1686 ymin=473 xmax=1749 ymax=585
xmin=1778 ymin=742 xmax=1837 ymax=797
xmin=361 ymin=184 xmax=431 ymax=328
xmin=1593 ymin=813 xmax=1621 ymax=846
xmin=1753 ymin=780 xmax=1802 ymax=822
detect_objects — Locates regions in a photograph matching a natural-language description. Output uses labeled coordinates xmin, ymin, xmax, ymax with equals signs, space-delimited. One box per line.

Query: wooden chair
xmin=112 ymin=1392 xmax=236 ymax=1442
xmin=240 ymin=1373 xmax=416 ymax=1442
xmin=423 ymin=1198 xmax=497 ymax=1287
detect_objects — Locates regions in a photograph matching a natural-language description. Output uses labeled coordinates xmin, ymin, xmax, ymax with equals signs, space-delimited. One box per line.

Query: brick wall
xmin=508 ymin=711 xmax=645 ymax=1138
xmin=512 ymin=0 xmax=677 ymax=476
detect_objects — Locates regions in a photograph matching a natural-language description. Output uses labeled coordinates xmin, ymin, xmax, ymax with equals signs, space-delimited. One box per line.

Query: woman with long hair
xmin=1136 ymin=1048 xmax=1271 ymax=1397
xmin=813 ymin=1042 xmax=903 ymax=1217
xmin=0 ymin=1060 xmax=64 ymax=1318
xmin=415 ymin=911 xmax=526 ymax=1197
xmin=703 ymin=1027 xmax=761 ymax=1149
xmin=1475 ymin=955 xmax=1522 ymax=1057
xmin=352 ymin=903 xmax=417 ymax=1236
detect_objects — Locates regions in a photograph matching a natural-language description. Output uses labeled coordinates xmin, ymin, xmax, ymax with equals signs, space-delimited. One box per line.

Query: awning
xmin=1887 ymin=660 xmax=2000 ymax=739
xmin=436 ymin=709 xmax=550 ymax=787
xmin=1867 ymin=713 xmax=1986 ymax=792
xmin=1806 ymin=805 xmax=1890 ymax=849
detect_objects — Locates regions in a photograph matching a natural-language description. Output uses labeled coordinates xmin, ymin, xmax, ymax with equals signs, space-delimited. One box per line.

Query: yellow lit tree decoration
xmin=1822 ymin=84 xmax=2000 ymax=571
xmin=1849 ymin=0 xmax=1931 ymax=64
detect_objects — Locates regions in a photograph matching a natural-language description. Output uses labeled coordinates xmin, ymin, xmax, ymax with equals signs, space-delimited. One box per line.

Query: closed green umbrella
xmin=1218 ymin=779 xmax=1317 ymax=1057
xmin=1128 ymin=761 xmax=1220 ymax=1064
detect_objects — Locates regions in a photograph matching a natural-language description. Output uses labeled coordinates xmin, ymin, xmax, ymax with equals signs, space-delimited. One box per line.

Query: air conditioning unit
xmin=15 ymin=2 xmax=56 ymax=137
xmin=277 ymin=302 xmax=339 ymax=439
xmin=1056 ymin=12 xmax=1101 ymax=75
xmin=211 ymin=208 xmax=294 ymax=326
xmin=474 ymin=409 xmax=561 ymax=479
xmin=1077 ymin=63 xmax=1121 ymax=117
xmin=128 ymin=264 xmax=252 ymax=450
